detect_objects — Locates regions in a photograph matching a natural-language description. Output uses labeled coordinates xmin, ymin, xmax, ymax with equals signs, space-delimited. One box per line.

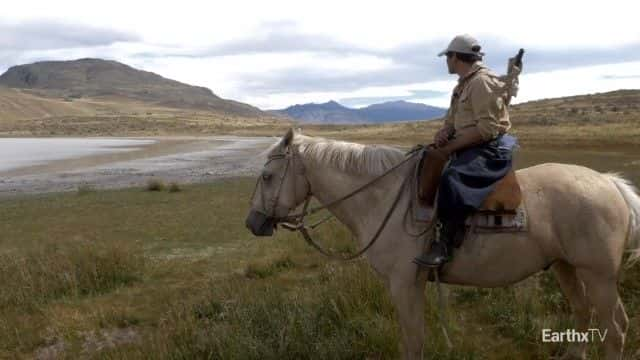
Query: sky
xmin=1 ymin=0 xmax=639 ymax=109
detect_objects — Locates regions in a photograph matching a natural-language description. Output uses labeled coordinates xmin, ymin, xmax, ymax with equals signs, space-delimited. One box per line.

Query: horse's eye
xmin=262 ymin=172 xmax=272 ymax=181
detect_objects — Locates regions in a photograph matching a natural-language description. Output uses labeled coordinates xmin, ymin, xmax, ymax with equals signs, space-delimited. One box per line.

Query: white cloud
xmin=1 ymin=0 xmax=639 ymax=109
xmin=515 ymin=61 xmax=640 ymax=104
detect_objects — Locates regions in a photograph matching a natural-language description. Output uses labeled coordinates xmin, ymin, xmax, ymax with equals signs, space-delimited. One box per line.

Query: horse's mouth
xmin=245 ymin=210 xmax=277 ymax=236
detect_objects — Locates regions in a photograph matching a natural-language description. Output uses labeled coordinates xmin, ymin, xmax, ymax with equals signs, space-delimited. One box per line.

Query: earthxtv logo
xmin=541 ymin=329 xmax=608 ymax=343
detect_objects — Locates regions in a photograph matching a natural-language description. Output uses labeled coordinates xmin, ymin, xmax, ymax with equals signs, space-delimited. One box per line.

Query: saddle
xmin=414 ymin=148 xmax=524 ymax=228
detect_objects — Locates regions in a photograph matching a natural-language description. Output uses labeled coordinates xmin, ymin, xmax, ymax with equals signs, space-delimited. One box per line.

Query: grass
xmin=0 ymin=239 xmax=144 ymax=355
xmin=1 ymin=177 xmax=638 ymax=359
xmin=244 ymin=256 xmax=296 ymax=279
xmin=77 ymin=184 xmax=96 ymax=195
xmin=0 ymin=239 xmax=143 ymax=309
xmin=2 ymin=103 xmax=640 ymax=359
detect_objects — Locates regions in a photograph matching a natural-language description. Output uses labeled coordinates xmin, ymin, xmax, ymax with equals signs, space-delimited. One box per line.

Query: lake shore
xmin=0 ymin=135 xmax=276 ymax=197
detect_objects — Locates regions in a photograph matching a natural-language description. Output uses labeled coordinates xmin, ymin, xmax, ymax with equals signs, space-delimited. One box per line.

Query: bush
xmin=168 ymin=182 xmax=181 ymax=193
xmin=77 ymin=184 xmax=96 ymax=195
xmin=146 ymin=179 xmax=165 ymax=191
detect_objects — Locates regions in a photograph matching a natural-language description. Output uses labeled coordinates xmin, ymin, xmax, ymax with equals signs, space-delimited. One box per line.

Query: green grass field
xmin=1 ymin=178 xmax=638 ymax=359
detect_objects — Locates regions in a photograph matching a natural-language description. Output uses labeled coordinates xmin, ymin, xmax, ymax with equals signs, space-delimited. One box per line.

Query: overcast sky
xmin=1 ymin=0 xmax=639 ymax=109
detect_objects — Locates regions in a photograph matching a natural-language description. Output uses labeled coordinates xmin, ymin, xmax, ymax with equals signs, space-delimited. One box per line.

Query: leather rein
xmin=251 ymin=145 xmax=423 ymax=261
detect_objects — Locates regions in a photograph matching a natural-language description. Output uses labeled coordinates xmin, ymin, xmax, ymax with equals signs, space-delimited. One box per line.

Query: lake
xmin=0 ymin=138 xmax=156 ymax=172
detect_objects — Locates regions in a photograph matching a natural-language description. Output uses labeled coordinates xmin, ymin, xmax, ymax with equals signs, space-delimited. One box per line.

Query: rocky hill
xmin=0 ymin=58 xmax=263 ymax=117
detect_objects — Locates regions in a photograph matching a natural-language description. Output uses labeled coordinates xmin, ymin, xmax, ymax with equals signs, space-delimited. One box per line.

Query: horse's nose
xmin=245 ymin=210 xmax=275 ymax=236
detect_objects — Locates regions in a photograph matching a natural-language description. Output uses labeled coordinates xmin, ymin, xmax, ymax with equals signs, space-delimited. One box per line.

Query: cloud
xmin=200 ymin=20 xmax=367 ymax=56
xmin=134 ymin=22 xmax=639 ymax=97
xmin=0 ymin=20 xmax=139 ymax=51
xmin=602 ymin=74 xmax=640 ymax=80
xmin=1 ymin=17 xmax=638 ymax=109
xmin=136 ymin=21 xmax=640 ymax=73
xmin=0 ymin=20 xmax=140 ymax=75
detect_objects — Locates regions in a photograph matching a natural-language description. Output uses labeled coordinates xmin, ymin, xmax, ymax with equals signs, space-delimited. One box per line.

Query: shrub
xmin=168 ymin=182 xmax=181 ymax=193
xmin=77 ymin=184 xmax=96 ymax=195
xmin=146 ymin=179 xmax=165 ymax=191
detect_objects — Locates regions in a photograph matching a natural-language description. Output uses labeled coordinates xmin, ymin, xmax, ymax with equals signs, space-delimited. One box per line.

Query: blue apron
xmin=436 ymin=134 xmax=518 ymax=221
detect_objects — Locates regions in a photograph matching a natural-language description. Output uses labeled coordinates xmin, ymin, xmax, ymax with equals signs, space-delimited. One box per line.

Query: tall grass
xmin=0 ymin=238 xmax=145 ymax=356
xmin=0 ymin=239 xmax=144 ymax=309
xmin=104 ymin=261 xmax=400 ymax=360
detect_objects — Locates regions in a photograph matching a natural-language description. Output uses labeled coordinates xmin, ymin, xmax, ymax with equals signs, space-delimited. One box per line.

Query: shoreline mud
xmin=0 ymin=136 xmax=276 ymax=197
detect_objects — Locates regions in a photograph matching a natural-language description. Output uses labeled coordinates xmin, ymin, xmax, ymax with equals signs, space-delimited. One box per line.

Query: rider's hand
xmin=434 ymin=127 xmax=452 ymax=147
xmin=406 ymin=144 xmax=425 ymax=155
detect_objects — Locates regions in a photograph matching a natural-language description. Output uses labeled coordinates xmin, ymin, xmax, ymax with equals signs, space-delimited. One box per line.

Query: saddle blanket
xmin=464 ymin=204 xmax=528 ymax=233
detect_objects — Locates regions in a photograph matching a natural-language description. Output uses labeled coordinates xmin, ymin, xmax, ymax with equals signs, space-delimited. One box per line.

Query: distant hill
xmin=0 ymin=58 xmax=264 ymax=117
xmin=271 ymin=101 xmax=364 ymax=123
xmin=510 ymin=89 xmax=640 ymax=125
xmin=271 ymin=100 xmax=446 ymax=124
xmin=359 ymin=100 xmax=446 ymax=123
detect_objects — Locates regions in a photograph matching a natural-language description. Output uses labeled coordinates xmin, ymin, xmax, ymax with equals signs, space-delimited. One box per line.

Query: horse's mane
xmin=285 ymin=133 xmax=405 ymax=175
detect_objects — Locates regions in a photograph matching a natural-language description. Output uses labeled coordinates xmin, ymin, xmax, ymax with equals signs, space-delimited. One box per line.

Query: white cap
xmin=438 ymin=34 xmax=485 ymax=57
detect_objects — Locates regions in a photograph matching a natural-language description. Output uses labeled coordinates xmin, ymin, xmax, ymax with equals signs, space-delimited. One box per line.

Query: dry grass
xmin=0 ymin=178 xmax=638 ymax=359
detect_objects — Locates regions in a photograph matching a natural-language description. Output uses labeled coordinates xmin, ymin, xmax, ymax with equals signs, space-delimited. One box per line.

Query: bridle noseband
xmin=250 ymin=145 xmax=310 ymax=221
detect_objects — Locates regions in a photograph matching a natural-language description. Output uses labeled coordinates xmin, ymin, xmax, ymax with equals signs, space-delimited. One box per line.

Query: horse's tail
xmin=605 ymin=173 xmax=640 ymax=265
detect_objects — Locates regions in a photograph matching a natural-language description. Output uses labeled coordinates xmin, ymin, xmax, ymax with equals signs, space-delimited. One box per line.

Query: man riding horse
xmin=413 ymin=34 xmax=521 ymax=267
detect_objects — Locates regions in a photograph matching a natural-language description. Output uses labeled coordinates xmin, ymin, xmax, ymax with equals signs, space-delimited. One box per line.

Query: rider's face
xmin=446 ymin=52 xmax=456 ymax=74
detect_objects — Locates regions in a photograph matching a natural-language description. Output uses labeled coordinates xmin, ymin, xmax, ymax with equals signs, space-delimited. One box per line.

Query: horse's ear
xmin=281 ymin=128 xmax=294 ymax=147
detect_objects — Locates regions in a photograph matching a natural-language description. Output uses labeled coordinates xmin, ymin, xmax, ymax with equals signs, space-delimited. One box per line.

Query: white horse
xmin=245 ymin=129 xmax=640 ymax=360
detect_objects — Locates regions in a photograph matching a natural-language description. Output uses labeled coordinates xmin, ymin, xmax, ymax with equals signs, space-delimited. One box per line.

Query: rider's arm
xmin=435 ymin=106 xmax=456 ymax=146
xmin=469 ymin=75 xmax=511 ymax=141
xmin=438 ymin=126 xmax=485 ymax=155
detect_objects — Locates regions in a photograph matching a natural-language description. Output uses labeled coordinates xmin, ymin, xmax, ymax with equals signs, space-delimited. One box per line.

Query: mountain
xmin=359 ymin=100 xmax=446 ymax=123
xmin=0 ymin=58 xmax=263 ymax=117
xmin=271 ymin=100 xmax=365 ymax=123
xmin=271 ymin=100 xmax=446 ymax=124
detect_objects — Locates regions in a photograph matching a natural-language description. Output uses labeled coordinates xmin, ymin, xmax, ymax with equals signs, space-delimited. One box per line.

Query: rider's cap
xmin=438 ymin=34 xmax=485 ymax=57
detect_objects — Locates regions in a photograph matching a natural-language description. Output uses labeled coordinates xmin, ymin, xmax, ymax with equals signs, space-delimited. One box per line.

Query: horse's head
xmin=245 ymin=128 xmax=311 ymax=236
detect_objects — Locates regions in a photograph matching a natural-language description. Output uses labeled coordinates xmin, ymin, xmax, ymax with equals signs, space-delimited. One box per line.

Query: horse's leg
xmin=576 ymin=269 xmax=629 ymax=360
xmin=388 ymin=266 xmax=426 ymax=360
xmin=551 ymin=261 xmax=591 ymax=360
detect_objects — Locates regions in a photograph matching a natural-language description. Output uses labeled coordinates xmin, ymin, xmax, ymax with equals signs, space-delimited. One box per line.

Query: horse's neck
xmin=303 ymin=160 xmax=407 ymax=240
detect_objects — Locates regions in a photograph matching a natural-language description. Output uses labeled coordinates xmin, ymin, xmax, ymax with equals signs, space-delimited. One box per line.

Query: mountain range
xmin=271 ymin=100 xmax=446 ymax=124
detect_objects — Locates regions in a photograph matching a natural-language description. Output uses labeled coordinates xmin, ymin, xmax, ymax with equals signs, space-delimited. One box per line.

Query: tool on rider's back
xmin=504 ymin=48 xmax=525 ymax=106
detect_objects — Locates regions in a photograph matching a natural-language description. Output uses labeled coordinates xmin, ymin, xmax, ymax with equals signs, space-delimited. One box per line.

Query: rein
xmin=282 ymin=173 xmax=412 ymax=260
xmin=276 ymin=146 xmax=423 ymax=261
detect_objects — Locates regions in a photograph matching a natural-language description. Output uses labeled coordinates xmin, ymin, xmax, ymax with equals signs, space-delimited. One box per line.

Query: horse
xmin=245 ymin=128 xmax=640 ymax=360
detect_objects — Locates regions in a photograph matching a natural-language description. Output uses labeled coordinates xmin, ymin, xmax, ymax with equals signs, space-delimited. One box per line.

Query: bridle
xmin=250 ymin=144 xmax=424 ymax=261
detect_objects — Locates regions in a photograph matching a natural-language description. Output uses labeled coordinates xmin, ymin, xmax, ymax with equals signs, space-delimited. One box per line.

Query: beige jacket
xmin=444 ymin=62 xmax=511 ymax=141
